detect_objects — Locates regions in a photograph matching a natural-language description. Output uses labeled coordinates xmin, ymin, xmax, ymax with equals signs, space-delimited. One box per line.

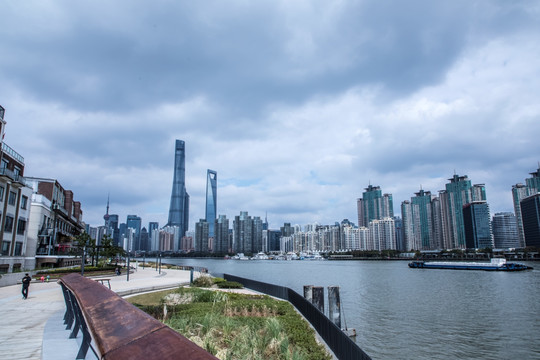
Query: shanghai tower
xmin=167 ymin=140 xmax=189 ymax=238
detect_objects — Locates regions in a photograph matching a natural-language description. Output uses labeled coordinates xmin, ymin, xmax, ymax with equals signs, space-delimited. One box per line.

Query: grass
xmin=128 ymin=287 xmax=331 ymax=360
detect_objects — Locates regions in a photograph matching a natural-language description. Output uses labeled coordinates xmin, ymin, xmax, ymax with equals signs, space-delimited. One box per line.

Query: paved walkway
xmin=0 ymin=267 xmax=194 ymax=360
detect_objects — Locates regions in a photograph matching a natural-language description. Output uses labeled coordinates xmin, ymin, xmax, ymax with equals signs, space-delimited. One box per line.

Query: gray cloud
xmin=1 ymin=0 xmax=539 ymax=229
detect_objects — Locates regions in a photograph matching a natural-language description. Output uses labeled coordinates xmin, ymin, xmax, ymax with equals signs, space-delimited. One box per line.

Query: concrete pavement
xmin=0 ymin=266 xmax=195 ymax=360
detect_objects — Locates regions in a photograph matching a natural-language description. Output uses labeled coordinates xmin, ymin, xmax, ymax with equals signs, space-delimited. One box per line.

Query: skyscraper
xmin=463 ymin=201 xmax=493 ymax=249
xmin=411 ymin=189 xmax=434 ymax=250
xmin=195 ymin=219 xmax=209 ymax=253
xmin=512 ymin=166 xmax=540 ymax=248
xmin=214 ymin=215 xmax=230 ymax=254
xmin=234 ymin=211 xmax=253 ymax=254
xmin=205 ymin=169 xmax=217 ymax=238
xmin=492 ymin=212 xmax=519 ymax=249
xmin=520 ymin=193 xmax=540 ymax=248
xmin=525 ymin=166 xmax=540 ymax=193
xmin=358 ymin=185 xmax=393 ymax=227
xmin=441 ymin=174 xmax=474 ymax=248
xmin=126 ymin=215 xmax=142 ymax=250
xmin=167 ymin=140 xmax=189 ymax=238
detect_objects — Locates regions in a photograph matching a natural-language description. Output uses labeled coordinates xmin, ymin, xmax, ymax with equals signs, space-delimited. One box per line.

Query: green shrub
xmin=216 ymin=281 xmax=243 ymax=289
xmin=192 ymin=275 xmax=214 ymax=287
xmin=212 ymin=277 xmax=226 ymax=284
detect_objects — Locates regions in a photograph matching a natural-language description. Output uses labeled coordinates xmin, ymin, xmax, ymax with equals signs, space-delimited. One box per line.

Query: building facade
xmin=205 ymin=170 xmax=217 ymax=238
xmin=520 ymin=193 xmax=540 ymax=248
xmin=167 ymin=140 xmax=189 ymax=239
xmin=463 ymin=201 xmax=493 ymax=249
xmin=0 ymin=106 xmax=34 ymax=273
xmin=491 ymin=212 xmax=519 ymax=249
xmin=26 ymin=177 xmax=85 ymax=268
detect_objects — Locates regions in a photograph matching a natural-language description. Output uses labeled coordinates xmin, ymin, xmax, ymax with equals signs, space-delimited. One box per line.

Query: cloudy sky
xmin=1 ymin=1 xmax=539 ymax=230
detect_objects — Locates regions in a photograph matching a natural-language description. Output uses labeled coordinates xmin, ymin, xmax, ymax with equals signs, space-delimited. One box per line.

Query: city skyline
xmin=1 ymin=2 xmax=539 ymax=229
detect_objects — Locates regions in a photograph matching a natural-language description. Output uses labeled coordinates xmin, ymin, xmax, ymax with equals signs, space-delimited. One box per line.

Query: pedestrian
xmin=40 ymin=275 xmax=45 ymax=283
xmin=21 ymin=273 xmax=31 ymax=300
xmin=46 ymin=275 xmax=50 ymax=283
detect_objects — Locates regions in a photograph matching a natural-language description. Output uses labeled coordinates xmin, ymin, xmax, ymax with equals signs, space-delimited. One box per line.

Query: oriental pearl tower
xmin=104 ymin=194 xmax=110 ymax=227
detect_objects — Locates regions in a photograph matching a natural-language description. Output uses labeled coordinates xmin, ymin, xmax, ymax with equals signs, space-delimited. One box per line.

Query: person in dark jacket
xmin=21 ymin=273 xmax=31 ymax=299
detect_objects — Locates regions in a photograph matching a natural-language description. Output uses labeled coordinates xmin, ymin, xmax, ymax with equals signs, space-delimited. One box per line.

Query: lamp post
xmin=126 ymin=249 xmax=130 ymax=282
xmin=81 ymin=245 xmax=86 ymax=276
xmin=158 ymin=252 xmax=162 ymax=274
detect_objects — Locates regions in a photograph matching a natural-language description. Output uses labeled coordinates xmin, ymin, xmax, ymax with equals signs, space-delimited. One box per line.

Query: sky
xmin=1 ymin=1 xmax=539 ymax=231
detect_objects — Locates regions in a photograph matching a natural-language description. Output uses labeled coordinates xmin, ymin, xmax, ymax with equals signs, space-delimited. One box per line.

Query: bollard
xmin=190 ymin=268 xmax=194 ymax=284
xmin=312 ymin=286 xmax=324 ymax=313
xmin=328 ymin=286 xmax=341 ymax=329
xmin=304 ymin=285 xmax=313 ymax=303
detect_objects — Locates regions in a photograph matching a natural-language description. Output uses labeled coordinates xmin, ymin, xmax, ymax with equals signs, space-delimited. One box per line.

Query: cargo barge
xmin=408 ymin=258 xmax=533 ymax=271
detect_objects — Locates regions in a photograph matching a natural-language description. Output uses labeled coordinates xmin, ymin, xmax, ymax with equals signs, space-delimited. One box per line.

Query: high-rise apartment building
xmin=411 ymin=189 xmax=434 ymax=250
xmin=358 ymin=185 xmax=393 ymax=228
xmin=463 ymin=201 xmax=493 ymax=249
xmin=205 ymin=170 xmax=217 ymax=238
xmin=512 ymin=183 xmax=530 ymax=248
xmin=525 ymin=166 xmax=540 ymax=193
xmin=520 ymin=193 xmax=540 ymax=248
xmin=195 ymin=219 xmax=209 ymax=253
xmin=401 ymin=200 xmax=415 ymax=250
xmin=233 ymin=211 xmax=255 ymax=254
xmin=491 ymin=212 xmax=519 ymax=249
xmin=167 ymin=140 xmax=189 ymax=239
xmin=214 ymin=215 xmax=229 ymax=254
xmin=369 ymin=218 xmax=396 ymax=250
xmin=440 ymin=174 xmax=477 ymax=249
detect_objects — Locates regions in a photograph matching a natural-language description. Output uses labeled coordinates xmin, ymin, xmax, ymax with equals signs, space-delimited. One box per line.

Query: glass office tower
xmin=205 ymin=170 xmax=217 ymax=238
xmin=167 ymin=140 xmax=189 ymax=239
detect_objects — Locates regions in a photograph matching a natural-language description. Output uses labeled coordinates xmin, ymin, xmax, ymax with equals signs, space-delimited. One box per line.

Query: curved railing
xmin=58 ymin=273 xmax=218 ymax=360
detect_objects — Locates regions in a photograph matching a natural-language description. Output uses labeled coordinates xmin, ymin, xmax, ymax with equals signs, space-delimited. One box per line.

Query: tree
xmin=101 ymin=234 xmax=125 ymax=264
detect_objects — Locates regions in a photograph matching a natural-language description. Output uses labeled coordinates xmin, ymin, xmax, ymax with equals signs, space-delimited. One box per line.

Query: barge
xmin=408 ymin=258 xmax=533 ymax=271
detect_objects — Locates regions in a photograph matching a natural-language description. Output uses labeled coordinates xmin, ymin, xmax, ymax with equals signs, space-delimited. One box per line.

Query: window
xmin=21 ymin=195 xmax=28 ymax=210
xmin=1 ymin=241 xmax=9 ymax=256
xmin=14 ymin=243 xmax=22 ymax=256
xmin=8 ymin=191 xmax=16 ymax=206
xmin=0 ymin=186 xmax=4 ymax=201
xmin=17 ymin=219 xmax=26 ymax=235
xmin=4 ymin=215 xmax=14 ymax=232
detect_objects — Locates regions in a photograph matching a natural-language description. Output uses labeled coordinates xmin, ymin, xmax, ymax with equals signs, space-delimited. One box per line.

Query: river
xmin=159 ymin=258 xmax=540 ymax=360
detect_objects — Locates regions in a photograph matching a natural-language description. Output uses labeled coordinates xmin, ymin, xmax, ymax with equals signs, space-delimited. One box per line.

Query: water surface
xmin=161 ymin=258 xmax=540 ymax=360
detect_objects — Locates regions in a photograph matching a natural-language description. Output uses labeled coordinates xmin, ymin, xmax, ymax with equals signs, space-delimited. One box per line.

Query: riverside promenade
xmin=0 ymin=267 xmax=193 ymax=360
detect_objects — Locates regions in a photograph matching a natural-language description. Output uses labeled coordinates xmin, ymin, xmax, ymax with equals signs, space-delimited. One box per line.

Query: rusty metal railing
xmin=58 ymin=273 xmax=218 ymax=360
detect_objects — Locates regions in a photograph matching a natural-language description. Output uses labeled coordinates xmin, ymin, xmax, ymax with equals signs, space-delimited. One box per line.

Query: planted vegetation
xmin=129 ymin=283 xmax=331 ymax=360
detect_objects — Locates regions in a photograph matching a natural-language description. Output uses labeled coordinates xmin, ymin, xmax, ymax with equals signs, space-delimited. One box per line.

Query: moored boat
xmin=408 ymin=257 xmax=533 ymax=271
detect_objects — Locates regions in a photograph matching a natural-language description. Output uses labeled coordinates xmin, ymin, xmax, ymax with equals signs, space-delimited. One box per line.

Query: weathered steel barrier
xmin=224 ymin=274 xmax=372 ymax=360
xmin=58 ymin=273 xmax=218 ymax=360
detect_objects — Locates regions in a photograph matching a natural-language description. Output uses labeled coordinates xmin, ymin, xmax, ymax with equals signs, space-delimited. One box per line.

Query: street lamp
xmin=126 ymin=248 xmax=130 ymax=282
xmin=81 ymin=245 xmax=86 ymax=276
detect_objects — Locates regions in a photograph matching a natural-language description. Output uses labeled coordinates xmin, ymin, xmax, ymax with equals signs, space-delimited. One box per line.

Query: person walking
xmin=21 ymin=273 xmax=31 ymax=299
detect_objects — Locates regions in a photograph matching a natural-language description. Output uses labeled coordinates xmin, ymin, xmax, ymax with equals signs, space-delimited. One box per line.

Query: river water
xmin=160 ymin=258 xmax=540 ymax=360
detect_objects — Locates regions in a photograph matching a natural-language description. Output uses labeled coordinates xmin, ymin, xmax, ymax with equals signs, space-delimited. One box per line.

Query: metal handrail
xmin=58 ymin=273 xmax=218 ymax=360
